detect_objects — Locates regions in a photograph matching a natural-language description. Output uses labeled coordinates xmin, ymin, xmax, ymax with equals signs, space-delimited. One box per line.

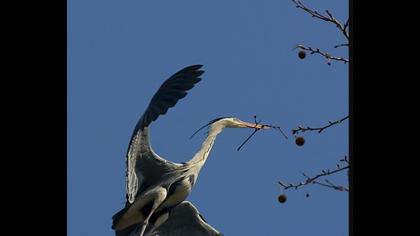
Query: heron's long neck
xmin=187 ymin=125 xmax=224 ymax=169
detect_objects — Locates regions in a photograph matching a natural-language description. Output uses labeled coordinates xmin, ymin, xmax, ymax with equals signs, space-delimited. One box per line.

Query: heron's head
xmin=190 ymin=116 xmax=271 ymax=139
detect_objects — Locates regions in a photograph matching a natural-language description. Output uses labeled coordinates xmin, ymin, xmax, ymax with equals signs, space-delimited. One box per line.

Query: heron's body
xmin=112 ymin=65 xmax=269 ymax=236
xmin=113 ymin=120 xmax=223 ymax=233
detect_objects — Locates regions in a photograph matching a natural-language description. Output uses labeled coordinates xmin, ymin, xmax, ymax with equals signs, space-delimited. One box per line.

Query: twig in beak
xmin=266 ymin=125 xmax=288 ymax=140
xmin=237 ymin=128 xmax=261 ymax=151
xmin=236 ymin=116 xmax=261 ymax=151
xmin=236 ymin=116 xmax=288 ymax=151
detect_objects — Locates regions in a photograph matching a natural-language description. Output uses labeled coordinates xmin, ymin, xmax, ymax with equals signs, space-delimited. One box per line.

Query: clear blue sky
xmin=68 ymin=1 xmax=348 ymax=235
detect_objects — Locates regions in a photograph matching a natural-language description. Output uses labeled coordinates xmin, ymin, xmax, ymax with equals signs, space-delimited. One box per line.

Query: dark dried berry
xmin=298 ymin=50 xmax=306 ymax=59
xmin=278 ymin=194 xmax=287 ymax=203
xmin=295 ymin=136 xmax=305 ymax=146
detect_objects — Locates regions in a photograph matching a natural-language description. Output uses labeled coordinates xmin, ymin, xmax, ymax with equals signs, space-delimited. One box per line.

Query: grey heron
xmin=112 ymin=65 xmax=271 ymax=236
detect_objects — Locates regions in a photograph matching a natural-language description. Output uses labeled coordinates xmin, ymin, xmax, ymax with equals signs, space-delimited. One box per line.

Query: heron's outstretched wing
xmin=148 ymin=201 xmax=223 ymax=236
xmin=126 ymin=65 xmax=204 ymax=204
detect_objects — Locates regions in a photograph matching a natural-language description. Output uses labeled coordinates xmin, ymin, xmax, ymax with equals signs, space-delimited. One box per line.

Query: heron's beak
xmin=238 ymin=119 xmax=289 ymax=140
xmin=239 ymin=120 xmax=271 ymax=129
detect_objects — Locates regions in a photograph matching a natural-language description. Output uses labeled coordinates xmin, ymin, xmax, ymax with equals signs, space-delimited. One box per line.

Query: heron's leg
xmin=138 ymin=187 xmax=167 ymax=236
xmin=114 ymin=187 xmax=167 ymax=231
xmin=147 ymin=212 xmax=169 ymax=234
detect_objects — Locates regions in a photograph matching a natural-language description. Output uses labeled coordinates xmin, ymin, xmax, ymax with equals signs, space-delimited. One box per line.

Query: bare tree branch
xmin=278 ymin=156 xmax=349 ymax=191
xmin=295 ymin=45 xmax=348 ymax=65
xmin=292 ymin=0 xmax=349 ymax=40
xmin=284 ymin=1 xmax=349 ymax=196
xmin=292 ymin=115 xmax=349 ymax=135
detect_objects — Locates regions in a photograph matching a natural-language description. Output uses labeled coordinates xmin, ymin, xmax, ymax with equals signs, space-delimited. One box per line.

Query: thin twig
xmin=313 ymin=179 xmax=348 ymax=191
xmin=237 ymin=129 xmax=260 ymax=151
xmin=344 ymin=19 xmax=349 ymax=33
xmin=295 ymin=45 xmax=348 ymax=65
xmin=334 ymin=43 xmax=349 ymax=48
xmin=266 ymin=125 xmax=288 ymax=140
xmin=237 ymin=116 xmax=261 ymax=151
xmin=292 ymin=0 xmax=349 ymax=40
xmin=292 ymin=115 xmax=348 ymax=135
xmin=237 ymin=116 xmax=288 ymax=151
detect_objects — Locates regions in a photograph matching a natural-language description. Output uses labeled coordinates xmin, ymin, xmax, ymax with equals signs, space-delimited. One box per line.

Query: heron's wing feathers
xmin=136 ymin=64 xmax=204 ymax=129
xmin=126 ymin=65 xmax=204 ymax=203
xmin=149 ymin=201 xmax=223 ymax=236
